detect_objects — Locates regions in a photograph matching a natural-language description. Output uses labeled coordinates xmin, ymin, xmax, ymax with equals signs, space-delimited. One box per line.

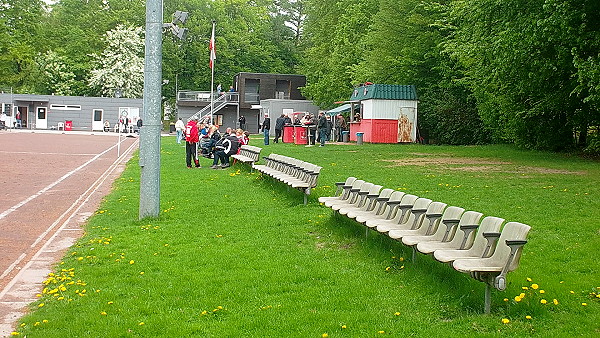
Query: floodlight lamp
xmin=173 ymin=11 xmax=189 ymax=25
xmin=170 ymin=25 xmax=188 ymax=41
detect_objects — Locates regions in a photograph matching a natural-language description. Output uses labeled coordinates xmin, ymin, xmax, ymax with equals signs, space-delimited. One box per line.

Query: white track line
xmin=0 ymin=151 xmax=99 ymax=156
xmin=0 ymin=139 xmax=128 ymax=221
xmin=0 ymin=138 xmax=138 ymax=292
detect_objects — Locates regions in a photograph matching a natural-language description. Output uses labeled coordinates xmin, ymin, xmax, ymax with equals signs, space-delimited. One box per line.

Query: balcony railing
xmin=177 ymin=91 xmax=239 ymax=103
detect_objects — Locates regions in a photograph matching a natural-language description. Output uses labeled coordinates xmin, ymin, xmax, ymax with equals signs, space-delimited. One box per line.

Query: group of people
xmin=263 ymin=112 xmax=337 ymax=147
xmin=178 ymin=117 xmax=250 ymax=169
xmin=103 ymin=118 xmax=142 ymax=133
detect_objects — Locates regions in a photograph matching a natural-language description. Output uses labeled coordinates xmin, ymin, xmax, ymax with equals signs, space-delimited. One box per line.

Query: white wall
xmin=362 ymin=99 xmax=418 ymax=120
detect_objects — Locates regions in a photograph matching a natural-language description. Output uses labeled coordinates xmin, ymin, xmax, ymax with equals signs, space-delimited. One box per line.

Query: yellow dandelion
xmin=582 ymin=303 xmax=587 ymax=306
xmin=322 ymin=334 xmax=329 ymax=338
xmin=129 ymin=260 xmax=135 ymax=264
xmin=399 ymin=257 xmax=405 ymax=262
xmin=108 ymin=301 xmax=113 ymax=305
xmin=100 ymin=311 xmax=107 ymax=315
xmin=540 ymin=299 xmax=547 ymax=304
xmin=10 ymin=331 xmax=20 ymax=336
xmin=525 ymin=315 xmax=532 ymax=320
xmin=139 ymin=322 xmax=145 ymax=326
xmin=217 ymin=306 xmax=223 ymax=310
xmin=519 ymin=293 xmax=526 ymax=298
xmin=526 ymin=277 xmax=532 ymax=282
xmin=553 ymin=299 xmax=559 ymax=305
xmin=501 ymin=318 xmax=510 ymax=324
xmin=394 ymin=312 xmax=401 ymax=316
xmin=38 ymin=303 xmax=44 ymax=308
xmin=378 ymin=330 xmax=385 ymax=334
xmin=503 ymin=298 xmax=509 ymax=302
xmin=539 ymin=290 xmax=545 ymax=294
xmin=341 ymin=325 xmax=347 ymax=329
xmin=385 ymin=266 xmax=391 ymax=271
xmin=531 ymin=284 xmax=539 ymax=290
xmin=34 ymin=322 xmax=40 ymax=326
xmin=522 ymin=286 xmax=529 ymax=290
xmin=514 ymin=296 xmax=522 ymax=302
xmin=570 ymin=290 xmax=575 ymax=294
xmin=20 ymin=323 xmax=25 ymax=327
xmin=140 ymin=271 xmax=145 ymax=275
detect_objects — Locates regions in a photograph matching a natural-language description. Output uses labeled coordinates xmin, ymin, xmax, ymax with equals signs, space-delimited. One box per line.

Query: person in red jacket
xmin=185 ymin=118 xmax=201 ymax=168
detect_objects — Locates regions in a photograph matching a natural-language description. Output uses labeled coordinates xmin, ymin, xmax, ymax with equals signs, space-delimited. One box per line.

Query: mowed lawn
xmin=14 ymin=137 xmax=599 ymax=337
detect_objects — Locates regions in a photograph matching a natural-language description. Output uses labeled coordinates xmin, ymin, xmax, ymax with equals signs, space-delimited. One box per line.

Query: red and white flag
xmin=209 ymin=22 xmax=216 ymax=69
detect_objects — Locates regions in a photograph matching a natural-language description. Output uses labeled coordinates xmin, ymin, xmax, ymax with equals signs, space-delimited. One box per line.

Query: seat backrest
xmin=342 ymin=180 xmax=366 ymax=203
xmin=389 ymin=194 xmax=419 ymax=222
xmin=443 ymin=211 xmax=484 ymax=247
xmin=486 ymin=222 xmax=531 ymax=272
xmin=358 ymin=184 xmax=383 ymax=209
xmin=379 ymin=191 xmax=405 ymax=217
xmin=413 ymin=201 xmax=448 ymax=235
xmin=370 ymin=188 xmax=394 ymax=214
xmin=398 ymin=198 xmax=432 ymax=229
xmin=350 ymin=182 xmax=374 ymax=205
xmin=334 ymin=177 xmax=357 ymax=197
xmin=309 ymin=166 xmax=322 ymax=187
xmin=464 ymin=216 xmax=505 ymax=254
xmin=427 ymin=206 xmax=465 ymax=241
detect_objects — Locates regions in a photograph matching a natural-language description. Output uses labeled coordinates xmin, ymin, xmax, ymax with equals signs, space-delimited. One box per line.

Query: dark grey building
xmin=0 ymin=93 xmax=142 ymax=132
xmin=176 ymin=72 xmax=319 ymax=133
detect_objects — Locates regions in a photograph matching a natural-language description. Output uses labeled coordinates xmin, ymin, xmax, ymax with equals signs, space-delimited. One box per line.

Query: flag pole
xmin=209 ymin=20 xmax=216 ymax=125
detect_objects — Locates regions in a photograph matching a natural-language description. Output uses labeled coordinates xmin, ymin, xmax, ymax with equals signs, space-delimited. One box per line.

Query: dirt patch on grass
xmin=382 ymin=156 xmax=587 ymax=175
xmin=383 ymin=157 xmax=512 ymax=166
xmin=449 ymin=166 xmax=587 ymax=175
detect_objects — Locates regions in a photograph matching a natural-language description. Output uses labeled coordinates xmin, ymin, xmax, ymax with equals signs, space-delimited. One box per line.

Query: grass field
xmin=13 ymin=137 xmax=599 ymax=337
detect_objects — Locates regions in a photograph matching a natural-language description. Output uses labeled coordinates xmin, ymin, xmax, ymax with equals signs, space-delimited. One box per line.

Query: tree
xmin=88 ymin=24 xmax=144 ymax=98
xmin=300 ymin=0 xmax=379 ymax=108
xmin=0 ymin=0 xmax=45 ymax=91
xmin=445 ymin=0 xmax=599 ymax=150
xmin=36 ymin=50 xmax=77 ymax=96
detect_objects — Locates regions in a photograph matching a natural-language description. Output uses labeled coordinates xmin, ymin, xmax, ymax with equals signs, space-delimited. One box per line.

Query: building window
xmin=93 ymin=109 xmax=103 ymax=122
xmin=244 ymin=79 xmax=260 ymax=103
xmin=275 ymin=80 xmax=290 ymax=99
xmin=50 ymin=104 xmax=82 ymax=110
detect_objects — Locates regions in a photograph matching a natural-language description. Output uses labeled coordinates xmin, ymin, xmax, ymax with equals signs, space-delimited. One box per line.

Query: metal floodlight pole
xmin=139 ymin=0 xmax=163 ymax=219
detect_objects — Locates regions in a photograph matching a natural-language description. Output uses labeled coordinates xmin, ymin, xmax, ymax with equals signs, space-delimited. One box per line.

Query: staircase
xmin=188 ymin=94 xmax=231 ymax=122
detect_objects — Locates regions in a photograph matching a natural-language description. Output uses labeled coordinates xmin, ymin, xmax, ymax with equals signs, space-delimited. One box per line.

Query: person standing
xmin=317 ymin=112 xmax=328 ymax=147
xmin=261 ymin=114 xmax=271 ymax=145
xmin=185 ymin=118 xmax=201 ymax=168
xmin=238 ymin=115 xmax=246 ymax=130
xmin=274 ymin=114 xmax=286 ymax=143
xmin=175 ymin=118 xmax=185 ymax=144
xmin=336 ymin=114 xmax=347 ymax=142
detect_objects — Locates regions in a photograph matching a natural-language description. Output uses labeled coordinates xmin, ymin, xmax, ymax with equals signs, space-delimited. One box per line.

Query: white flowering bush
xmin=88 ymin=24 xmax=144 ymax=98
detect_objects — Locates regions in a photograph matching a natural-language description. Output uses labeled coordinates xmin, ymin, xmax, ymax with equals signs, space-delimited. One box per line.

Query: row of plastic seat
xmin=252 ymin=154 xmax=322 ymax=205
xmin=318 ymin=177 xmax=531 ymax=313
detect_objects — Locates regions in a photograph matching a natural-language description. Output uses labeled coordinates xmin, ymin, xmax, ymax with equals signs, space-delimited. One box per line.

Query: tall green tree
xmin=300 ymin=0 xmax=378 ymax=108
xmin=0 ymin=0 xmax=45 ymax=91
xmin=446 ymin=0 xmax=599 ymax=150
